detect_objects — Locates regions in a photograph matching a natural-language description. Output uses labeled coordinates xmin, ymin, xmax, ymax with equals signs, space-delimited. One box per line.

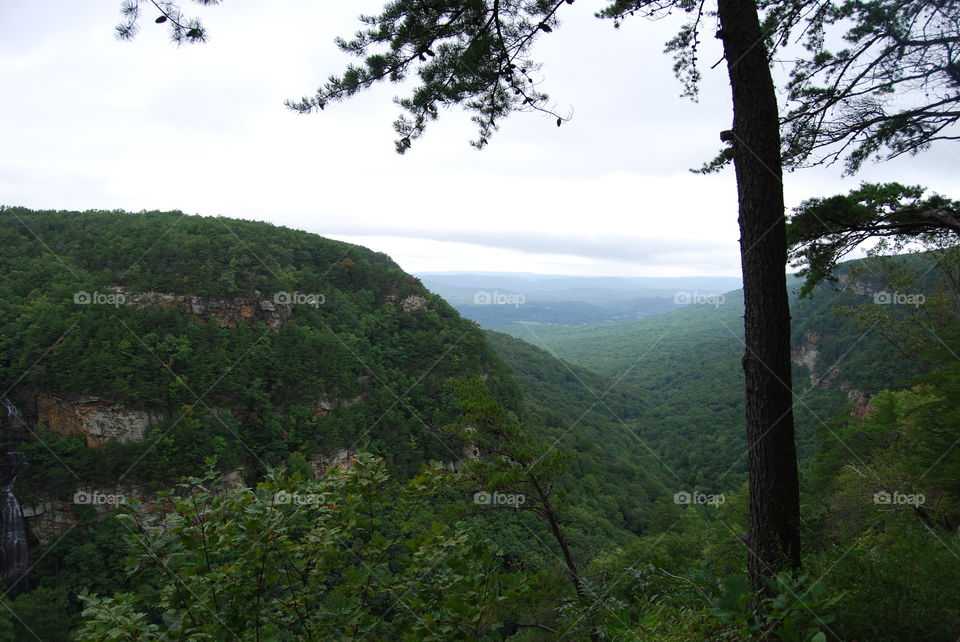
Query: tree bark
xmin=716 ymin=0 xmax=802 ymax=594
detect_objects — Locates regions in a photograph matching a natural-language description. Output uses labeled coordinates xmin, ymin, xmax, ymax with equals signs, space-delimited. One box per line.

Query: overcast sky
xmin=2 ymin=2 xmax=958 ymax=277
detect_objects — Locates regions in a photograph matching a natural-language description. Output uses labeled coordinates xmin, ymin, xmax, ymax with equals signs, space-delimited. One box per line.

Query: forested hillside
xmin=0 ymin=207 xmax=958 ymax=640
xmin=496 ymin=264 xmax=923 ymax=487
xmin=0 ymin=207 xmax=519 ymax=485
xmin=483 ymin=331 xmax=670 ymax=539
xmin=0 ymin=207 xmax=669 ymax=639
xmin=0 ymin=207 xmax=520 ymax=637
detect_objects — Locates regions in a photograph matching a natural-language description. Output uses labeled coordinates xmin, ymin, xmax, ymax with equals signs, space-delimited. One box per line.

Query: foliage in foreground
xmin=76 ymin=454 xmax=527 ymax=641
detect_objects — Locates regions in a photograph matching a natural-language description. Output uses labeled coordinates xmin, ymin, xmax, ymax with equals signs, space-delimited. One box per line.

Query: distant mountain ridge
xmin=418 ymin=271 xmax=743 ymax=330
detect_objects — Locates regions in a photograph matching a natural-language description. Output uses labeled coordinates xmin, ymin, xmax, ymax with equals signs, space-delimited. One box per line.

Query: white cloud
xmin=1 ymin=1 xmax=957 ymax=276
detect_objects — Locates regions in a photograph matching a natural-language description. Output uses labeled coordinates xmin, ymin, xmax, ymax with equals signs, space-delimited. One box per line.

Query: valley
xmin=0 ymin=207 xmax=957 ymax=640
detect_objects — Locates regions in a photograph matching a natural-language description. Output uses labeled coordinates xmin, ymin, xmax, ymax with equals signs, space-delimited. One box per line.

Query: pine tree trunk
xmin=715 ymin=0 xmax=802 ymax=594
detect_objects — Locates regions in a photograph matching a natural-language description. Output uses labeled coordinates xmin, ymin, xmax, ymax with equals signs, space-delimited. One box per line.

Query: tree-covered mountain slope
xmin=0 ymin=208 xmax=675 ymax=592
xmin=2 ymin=208 xmax=957 ymax=640
xmin=0 ymin=206 xmax=683 ymax=637
xmin=0 ymin=206 xmax=520 ymax=494
xmin=483 ymin=330 xmax=671 ymax=541
xmin=501 ymin=263 xmax=925 ymax=488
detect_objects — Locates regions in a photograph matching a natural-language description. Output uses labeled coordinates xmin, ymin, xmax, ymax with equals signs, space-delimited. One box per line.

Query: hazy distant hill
xmin=418 ymin=271 xmax=742 ymax=329
xmin=489 ymin=266 xmax=921 ymax=487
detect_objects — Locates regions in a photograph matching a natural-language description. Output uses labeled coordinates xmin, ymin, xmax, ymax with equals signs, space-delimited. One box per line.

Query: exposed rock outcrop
xmin=22 ymin=500 xmax=75 ymax=549
xmin=837 ymin=272 xmax=873 ymax=296
xmin=792 ymin=331 xmax=871 ymax=417
xmin=310 ymin=395 xmax=364 ymax=419
xmin=24 ymin=469 xmax=244 ymax=547
xmin=446 ymin=443 xmax=481 ymax=474
xmin=109 ymin=287 xmax=293 ymax=333
xmin=401 ymin=295 xmax=428 ymax=313
xmin=792 ymin=331 xmax=840 ymax=388
xmin=310 ymin=448 xmax=360 ymax=477
xmin=35 ymin=392 xmax=166 ymax=447
xmin=840 ymin=383 xmax=872 ymax=419
xmin=24 ymin=488 xmax=143 ymax=548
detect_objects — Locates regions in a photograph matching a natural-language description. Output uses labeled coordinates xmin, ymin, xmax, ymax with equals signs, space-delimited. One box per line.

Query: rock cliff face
xmin=111 ymin=287 xmax=294 ymax=333
xmin=309 ymin=444 xmax=479 ymax=478
xmin=23 ymin=500 xmax=80 ymax=548
xmin=792 ymin=331 xmax=840 ymax=388
xmin=836 ymin=272 xmax=873 ymax=296
xmin=24 ymin=470 xmax=244 ymax=547
xmin=310 ymin=448 xmax=360 ymax=476
xmin=792 ymin=330 xmax=871 ymax=417
xmin=113 ymin=286 xmax=426 ymax=333
xmin=310 ymin=395 xmax=364 ymax=419
xmin=842 ymin=384 xmax=872 ymax=419
xmin=35 ymin=389 xmax=370 ymax=447
xmin=24 ymin=488 xmax=145 ymax=548
xmin=446 ymin=443 xmax=481 ymax=474
xmin=384 ymin=293 xmax=429 ymax=313
xmin=400 ymin=295 xmax=428 ymax=313
xmin=35 ymin=392 xmax=167 ymax=447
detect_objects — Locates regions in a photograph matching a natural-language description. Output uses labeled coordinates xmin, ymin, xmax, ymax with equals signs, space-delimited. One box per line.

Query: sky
xmin=1 ymin=1 xmax=958 ymax=277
